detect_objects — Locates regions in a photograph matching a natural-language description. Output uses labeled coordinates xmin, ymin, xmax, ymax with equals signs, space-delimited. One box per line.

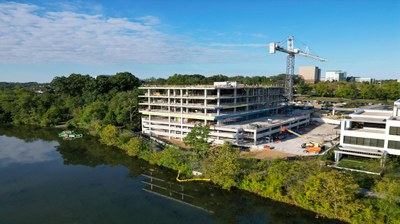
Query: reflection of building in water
xmin=141 ymin=171 xmax=214 ymax=213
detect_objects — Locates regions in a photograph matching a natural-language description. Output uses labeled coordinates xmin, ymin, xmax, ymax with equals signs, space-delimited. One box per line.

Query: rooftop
xmin=139 ymin=81 xmax=282 ymax=90
xmin=223 ymin=109 xmax=311 ymax=131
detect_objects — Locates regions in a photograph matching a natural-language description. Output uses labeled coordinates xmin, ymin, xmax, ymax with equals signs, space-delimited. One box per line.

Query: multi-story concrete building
xmin=335 ymin=99 xmax=400 ymax=162
xmin=325 ymin=70 xmax=347 ymax=82
xmin=298 ymin=66 xmax=321 ymax=84
xmin=139 ymin=81 xmax=311 ymax=146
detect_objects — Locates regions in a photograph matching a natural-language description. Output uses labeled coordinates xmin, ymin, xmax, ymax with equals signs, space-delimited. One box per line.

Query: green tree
xmin=99 ymin=124 xmax=118 ymax=146
xmin=202 ymin=143 xmax=240 ymax=190
xmin=157 ymin=146 xmax=185 ymax=170
xmin=303 ymin=170 xmax=359 ymax=219
xmin=121 ymin=137 xmax=149 ymax=157
xmin=373 ymin=177 xmax=400 ymax=223
xmin=183 ymin=124 xmax=211 ymax=158
xmin=107 ymin=89 xmax=140 ymax=129
xmin=110 ymin=72 xmax=141 ymax=92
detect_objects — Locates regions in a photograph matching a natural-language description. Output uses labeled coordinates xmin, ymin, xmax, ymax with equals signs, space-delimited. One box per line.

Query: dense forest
xmin=0 ymin=72 xmax=141 ymax=129
xmin=1 ymin=73 xmax=400 ymax=223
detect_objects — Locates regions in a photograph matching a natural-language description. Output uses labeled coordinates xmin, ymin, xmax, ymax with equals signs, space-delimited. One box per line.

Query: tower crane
xmin=269 ymin=36 xmax=326 ymax=101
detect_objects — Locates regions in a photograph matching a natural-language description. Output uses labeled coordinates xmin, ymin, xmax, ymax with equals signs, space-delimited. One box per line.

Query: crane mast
xmin=269 ymin=36 xmax=326 ymax=101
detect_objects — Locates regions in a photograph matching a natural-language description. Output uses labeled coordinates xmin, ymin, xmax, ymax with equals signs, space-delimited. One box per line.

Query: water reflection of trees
xmin=142 ymin=169 xmax=344 ymax=224
xmin=0 ymin=125 xmax=342 ymax=224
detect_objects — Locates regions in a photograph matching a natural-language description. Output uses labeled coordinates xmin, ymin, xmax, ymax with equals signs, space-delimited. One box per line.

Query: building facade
xmin=325 ymin=70 xmax=347 ymax=82
xmin=139 ymin=82 xmax=311 ymax=146
xmin=347 ymin=76 xmax=374 ymax=83
xmin=298 ymin=66 xmax=321 ymax=84
xmin=335 ymin=99 xmax=400 ymax=162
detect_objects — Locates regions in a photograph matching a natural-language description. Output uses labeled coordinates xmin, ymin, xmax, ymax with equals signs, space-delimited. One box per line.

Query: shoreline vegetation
xmin=1 ymin=73 xmax=400 ymax=223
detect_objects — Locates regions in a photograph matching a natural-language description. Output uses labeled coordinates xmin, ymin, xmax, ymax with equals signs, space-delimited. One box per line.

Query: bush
xmin=99 ymin=124 xmax=118 ymax=146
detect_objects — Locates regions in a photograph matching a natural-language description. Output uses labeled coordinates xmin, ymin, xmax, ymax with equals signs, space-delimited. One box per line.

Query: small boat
xmin=58 ymin=130 xmax=83 ymax=139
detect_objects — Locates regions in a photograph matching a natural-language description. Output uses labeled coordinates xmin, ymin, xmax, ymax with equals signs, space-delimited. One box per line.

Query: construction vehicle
xmin=280 ymin=126 xmax=323 ymax=153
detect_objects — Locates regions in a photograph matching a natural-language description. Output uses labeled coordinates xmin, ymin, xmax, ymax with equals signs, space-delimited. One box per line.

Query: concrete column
xmin=148 ymin=115 xmax=152 ymax=136
xmin=233 ymin=89 xmax=237 ymax=112
xmin=148 ymin=89 xmax=151 ymax=110
xmin=334 ymin=152 xmax=342 ymax=163
xmin=253 ymin=131 xmax=257 ymax=145
xmin=180 ymin=89 xmax=183 ymax=113
xmin=204 ymin=119 xmax=207 ymax=125
xmin=168 ymin=88 xmax=171 ymax=112
xmin=246 ymin=89 xmax=249 ymax=111
xmin=168 ymin=116 xmax=171 ymax=139
xmin=204 ymin=89 xmax=207 ymax=115
xmin=217 ymin=89 xmax=220 ymax=106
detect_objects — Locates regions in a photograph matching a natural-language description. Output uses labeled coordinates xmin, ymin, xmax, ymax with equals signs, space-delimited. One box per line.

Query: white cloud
xmin=0 ymin=2 xmax=240 ymax=65
xmin=209 ymin=43 xmax=268 ymax=47
xmin=136 ymin=15 xmax=160 ymax=25
xmin=251 ymin=33 xmax=269 ymax=38
xmin=0 ymin=136 xmax=59 ymax=167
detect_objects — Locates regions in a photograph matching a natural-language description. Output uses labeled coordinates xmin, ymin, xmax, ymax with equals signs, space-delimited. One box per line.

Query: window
xmin=389 ymin=126 xmax=400 ymax=136
xmin=343 ymin=136 xmax=384 ymax=148
xmin=388 ymin=141 xmax=400 ymax=150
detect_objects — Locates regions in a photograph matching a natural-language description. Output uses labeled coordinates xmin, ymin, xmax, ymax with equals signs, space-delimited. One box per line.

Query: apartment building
xmin=335 ymin=99 xmax=400 ymax=162
xmin=139 ymin=81 xmax=311 ymax=146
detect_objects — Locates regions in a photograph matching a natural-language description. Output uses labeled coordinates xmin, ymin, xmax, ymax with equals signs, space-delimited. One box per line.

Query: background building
xmin=298 ymin=66 xmax=321 ymax=84
xmin=325 ymin=70 xmax=347 ymax=82
xmin=335 ymin=99 xmax=400 ymax=162
xmin=347 ymin=76 xmax=374 ymax=83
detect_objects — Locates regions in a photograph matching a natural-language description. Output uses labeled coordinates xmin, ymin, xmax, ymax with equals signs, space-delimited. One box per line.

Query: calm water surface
xmin=0 ymin=126 xmax=342 ymax=224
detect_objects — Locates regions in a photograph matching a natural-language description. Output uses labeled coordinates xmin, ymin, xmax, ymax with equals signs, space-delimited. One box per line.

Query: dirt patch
xmin=240 ymin=150 xmax=296 ymax=160
xmin=159 ymin=137 xmax=190 ymax=149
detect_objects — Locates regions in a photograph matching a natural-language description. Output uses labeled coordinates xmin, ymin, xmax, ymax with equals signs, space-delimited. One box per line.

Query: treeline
xmin=143 ymin=73 xmax=302 ymax=86
xmin=98 ymin=124 xmax=400 ymax=224
xmin=0 ymin=72 xmax=142 ymax=129
xmin=296 ymin=81 xmax=400 ymax=100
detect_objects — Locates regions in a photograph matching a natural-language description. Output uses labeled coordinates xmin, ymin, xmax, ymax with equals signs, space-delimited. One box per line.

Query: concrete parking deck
xmin=247 ymin=122 xmax=340 ymax=158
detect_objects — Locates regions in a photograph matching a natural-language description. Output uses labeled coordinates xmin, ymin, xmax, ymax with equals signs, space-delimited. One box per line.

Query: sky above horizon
xmin=0 ymin=0 xmax=399 ymax=82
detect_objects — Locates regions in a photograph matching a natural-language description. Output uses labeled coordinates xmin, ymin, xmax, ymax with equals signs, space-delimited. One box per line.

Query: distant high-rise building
xmin=298 ymin=66 xmax=321 ymax=84
xmin=325 ymin=70 xmax=347 ymax=82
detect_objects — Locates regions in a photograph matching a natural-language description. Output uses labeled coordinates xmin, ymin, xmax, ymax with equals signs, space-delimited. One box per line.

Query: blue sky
xmin=0 ymin=0 xmax=399 ymax=82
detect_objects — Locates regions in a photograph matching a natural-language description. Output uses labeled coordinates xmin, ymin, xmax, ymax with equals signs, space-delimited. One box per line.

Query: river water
xmin=0 ymin=126 xmax=342 ymax=224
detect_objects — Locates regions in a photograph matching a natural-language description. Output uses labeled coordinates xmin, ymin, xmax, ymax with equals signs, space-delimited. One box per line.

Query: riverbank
xmin=90 ymin=124 xmax=399 ymax=224
xmin=2 ymin=124 xmax=399 ymax=223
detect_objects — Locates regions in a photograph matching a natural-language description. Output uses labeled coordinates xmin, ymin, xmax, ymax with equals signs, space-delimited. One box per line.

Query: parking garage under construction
xmin=139 ymin=81 xmax=311 ymax=146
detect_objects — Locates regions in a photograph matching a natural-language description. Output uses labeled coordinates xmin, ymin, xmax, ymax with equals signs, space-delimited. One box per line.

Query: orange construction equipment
xmin=305 ymin=146 xmax=321 ymax=153
xmin=281 ymin=126 xmax=323 ymax=153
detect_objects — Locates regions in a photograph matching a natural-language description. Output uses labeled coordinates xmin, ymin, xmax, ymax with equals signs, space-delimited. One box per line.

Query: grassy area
xmin=337 ymin=157 xmax=382 ymax=173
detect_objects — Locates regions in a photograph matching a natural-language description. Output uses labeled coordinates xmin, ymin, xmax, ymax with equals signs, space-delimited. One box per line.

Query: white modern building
xmin=325 ymin=70 xmax=347 ymax=82
xmin=139 ymin=82 xmax=311 ymax=146
xmin=354 ymin=77 xmax=374 ymax=83
xmin=347 ymin=77 xmax=374 ymax=83
xmin=335 ymin=99 xmax=400 ymax=162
